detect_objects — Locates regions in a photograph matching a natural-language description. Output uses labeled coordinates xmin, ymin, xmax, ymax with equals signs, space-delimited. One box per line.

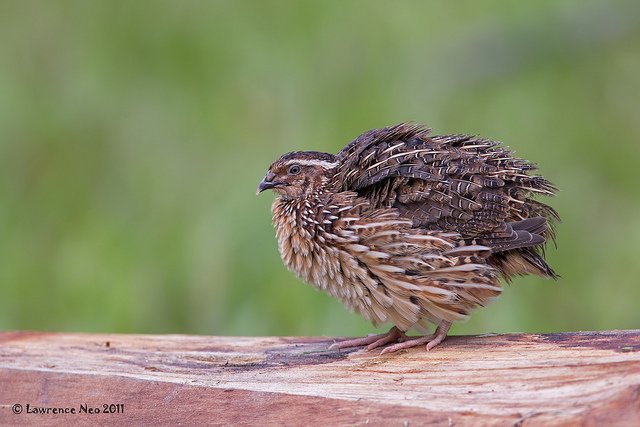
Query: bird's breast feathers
xmin=271 ymin=193 xmax=502 ymax=331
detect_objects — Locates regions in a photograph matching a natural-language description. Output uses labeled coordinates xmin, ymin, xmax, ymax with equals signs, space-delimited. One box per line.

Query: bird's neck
xmin=272 ymin=194 xmax=321 ymax=244
xmin=270 ymin=192 xmax=335 ymax=281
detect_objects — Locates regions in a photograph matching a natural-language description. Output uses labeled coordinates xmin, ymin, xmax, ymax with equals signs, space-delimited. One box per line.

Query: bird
xmin=256 ymin=123 xmax=559 ymax=354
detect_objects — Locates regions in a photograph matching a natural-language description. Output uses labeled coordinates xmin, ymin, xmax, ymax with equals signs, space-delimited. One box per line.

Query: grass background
xmin=1 ymin=1 xmax=639 ymax=337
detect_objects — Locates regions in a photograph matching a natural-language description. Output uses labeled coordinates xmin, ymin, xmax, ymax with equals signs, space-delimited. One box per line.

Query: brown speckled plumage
xmin=257 ymin=123 xmax=559 ymax=353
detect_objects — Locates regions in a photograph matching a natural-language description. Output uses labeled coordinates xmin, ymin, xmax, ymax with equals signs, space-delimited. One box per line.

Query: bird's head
xmin=256 ymin=151 xmax=338 ymax=199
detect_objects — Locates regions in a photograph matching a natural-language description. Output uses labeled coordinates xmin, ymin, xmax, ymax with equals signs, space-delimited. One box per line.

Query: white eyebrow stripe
xmin=282 ymin=159 xmax=339 ymax=169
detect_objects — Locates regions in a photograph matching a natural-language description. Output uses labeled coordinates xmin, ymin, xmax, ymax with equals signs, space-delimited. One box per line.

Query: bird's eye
xmin=288 ymin=165 xmax=301 ymax=175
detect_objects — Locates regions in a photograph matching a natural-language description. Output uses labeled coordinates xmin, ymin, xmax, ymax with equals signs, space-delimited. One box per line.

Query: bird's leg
xmin=329 ymin=327 xmax=407 ymax=351
xmin=365 ymin=327 xmax=407 ymax=351
xmin=380 ymin=321 xmax=453 ymax=355
xmin=425 ymin=320 xmax=452 ymax=351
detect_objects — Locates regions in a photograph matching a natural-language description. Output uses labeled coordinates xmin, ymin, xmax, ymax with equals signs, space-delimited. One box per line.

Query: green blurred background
xmin=1 ymin=1 xmax=639 ymax=337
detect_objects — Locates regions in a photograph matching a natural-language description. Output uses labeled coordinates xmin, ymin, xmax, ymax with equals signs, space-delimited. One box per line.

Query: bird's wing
xmin=334 ymin=123 xmax=559 ymax=249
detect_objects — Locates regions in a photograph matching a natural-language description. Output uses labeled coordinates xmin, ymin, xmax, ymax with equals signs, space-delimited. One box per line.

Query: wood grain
xmin=1 ymin=331 xmax=639 ymax=426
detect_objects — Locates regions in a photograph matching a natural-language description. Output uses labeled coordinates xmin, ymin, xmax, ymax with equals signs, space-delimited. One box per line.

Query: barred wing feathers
xmin=334 ymin=123 xmax=559 ymax=279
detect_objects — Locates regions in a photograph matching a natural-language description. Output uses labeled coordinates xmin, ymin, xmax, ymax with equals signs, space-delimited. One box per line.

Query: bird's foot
xmin=380 ymin=321 xmax=452 ymax=355
xmin=329 ymin=327 xmax=407 ymax=351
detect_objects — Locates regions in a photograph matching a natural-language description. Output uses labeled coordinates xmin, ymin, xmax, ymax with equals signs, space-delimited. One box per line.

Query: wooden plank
xmin=1 ymin=331 xmax=639 ymax=426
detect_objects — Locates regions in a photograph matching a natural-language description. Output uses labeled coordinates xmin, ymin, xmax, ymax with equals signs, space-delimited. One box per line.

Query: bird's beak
xmin=256 ymin=172 xmax=279 ymax=195
xmin=256 ymin=178 xmax=274 ymax=195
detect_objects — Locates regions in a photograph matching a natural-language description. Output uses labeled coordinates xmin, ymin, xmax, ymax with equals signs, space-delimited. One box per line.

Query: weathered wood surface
xmin=1 ymin=330 xmax=639 ymax=426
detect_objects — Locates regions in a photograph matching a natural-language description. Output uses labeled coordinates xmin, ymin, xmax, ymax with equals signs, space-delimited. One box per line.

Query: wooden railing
xmin=1 ymin=330 xmax=639 ymax=425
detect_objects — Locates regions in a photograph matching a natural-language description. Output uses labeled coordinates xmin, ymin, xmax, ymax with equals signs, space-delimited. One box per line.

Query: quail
xmin=257 ymin=123 xmax=558 ymax=354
